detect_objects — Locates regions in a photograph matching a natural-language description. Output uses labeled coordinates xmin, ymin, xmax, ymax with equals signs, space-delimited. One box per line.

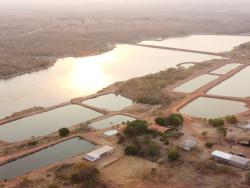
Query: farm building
xmin=211 ymin=150 xmax=250 ymax=169
xmin=179 ymin=139 xmax=197 ymax=151
xmin=84 ymin=146 xmax=114 ymax=161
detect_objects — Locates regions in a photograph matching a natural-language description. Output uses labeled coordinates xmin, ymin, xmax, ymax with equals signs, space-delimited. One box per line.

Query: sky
xmin=1 ymin=0 xmax=250 ymax=18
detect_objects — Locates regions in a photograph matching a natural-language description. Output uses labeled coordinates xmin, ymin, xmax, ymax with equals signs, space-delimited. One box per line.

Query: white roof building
xmin=211 ymin=150 xmax=250 ymax=169
xmin=84 ymin=146 xmax=114 ymax=162
xmin=104 ymin=130 xmax=118 ymax=137
xmin=179 ymin=139 xmax=197 ymax=151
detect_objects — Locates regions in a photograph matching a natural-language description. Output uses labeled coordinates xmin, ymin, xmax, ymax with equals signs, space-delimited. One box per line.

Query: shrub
xmin=217 ymin=127 xmax=227 ymax=137
xmin=124 ymin=145 xmax=140 ymax=156
xmin=166 ymin=113 xmax=184 ymax=127
xmin=205 ymin=142 xmax=214 ymax=148
xmin=201 ymin=131 xmax=207 ymax=136
xmin=59 ymin=128 xmax=70 ymax=137
xmin=168 ymin=150 xmax=180 ymax=161
xmin=48 ymin=183 xmax=59 ymax=188
xmin=155 ymin=117 xmax=167 ymax=126
xmin=27 ymin=141 xmax=38 ymax=146
xmin=70 ymin=165 xmax=100 ymax=188
xmin=145 ymin=142 xmax=161 ymax=157
xmin=164 ymin=140 xmax=170 ymax=145
xmin=225 ymin=115 xmax=238 ymax=124
xmin=245 ymin=171 xmax=250 ymax=184
xmin=117 ymin=135 xmax=126 ymax=144
xmin=209 ymin=118 xmax=224 ymax=127
xmin=124 ymin=120 xmax=148 ymax=137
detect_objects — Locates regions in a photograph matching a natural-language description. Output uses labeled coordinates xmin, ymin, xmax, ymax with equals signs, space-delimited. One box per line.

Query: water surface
xmin=0 ymin=43 xmax=221 ymax=119
xmin=180 ymin=97 xmax=248 ymax=118
xmin=82 ymin=94 xmax=133 ymax=111
xmin=208 ymin=66 xmax=250 ymax=97
xmin=90 ymin=115 xmax=135 ymax=129
xmin=0 ymin=105 xmax=102 ymax=142
xmin=210 ymin=63 xmax=242 ymax=75
xmin=140 ymin=35 xmax=250 ymax=53
xmin=173 ymin=74 xmax=219 ymax=93
xmin=0 ymin=137 xmax=95 ymax=180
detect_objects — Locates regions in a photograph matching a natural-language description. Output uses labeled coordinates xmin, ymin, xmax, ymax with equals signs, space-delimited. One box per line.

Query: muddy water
xmin=0 ymin=137 xmax=95 ymax=180
xmin=82 ymin=94 xmax=133 ymax=111
xmin=179 ymin=97 xmax=248 ymax=118
xmin=0 ymin=105 xmax=102 ymax=142
xmin=0 ymin=43 xmax=221 ymax=119
xmin=89 ymin=115 xmax=135 ymax=129
xmin=140 ymin=35 xmax=250 ymax=53
xmin=207 ymin=66 xmax=250 ymax=97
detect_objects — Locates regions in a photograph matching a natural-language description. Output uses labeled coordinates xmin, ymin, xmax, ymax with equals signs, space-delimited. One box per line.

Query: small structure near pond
xmin=84 ymin=146 xmax=114 ymax=162
xmin=211 ymin=150 xmax=250 ymax=169
xmin=179 ymin=139 xmax=197 ymax=151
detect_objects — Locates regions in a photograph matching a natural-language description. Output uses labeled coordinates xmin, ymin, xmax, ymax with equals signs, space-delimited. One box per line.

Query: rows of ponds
xmin=1 ymin=35 xmax=250 ymax=179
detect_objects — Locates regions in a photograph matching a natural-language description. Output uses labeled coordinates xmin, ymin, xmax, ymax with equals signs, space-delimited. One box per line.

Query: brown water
xmin=0 ymin=43 xmax=221 ymax=118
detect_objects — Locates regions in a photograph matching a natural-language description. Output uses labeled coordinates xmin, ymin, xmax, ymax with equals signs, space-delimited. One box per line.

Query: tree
xmin=154 ymin=117 xmax=167 ymax=126
xmin=124 ymin=120 xmax=148 ymax=137
xmin=59 ymin=128 xmax=70 ymax=137
xmin=209 ymin=118 xmax=224 ymax=127
xmin=225 ymin=115 xmax=238 ymax=124
xmin=168 ymin=150 xmax=180 ymax=161
xmin=166 ymin=113 xmax=184 ymax=127
xmin=124 ymin=145 xmax=140 ymax=156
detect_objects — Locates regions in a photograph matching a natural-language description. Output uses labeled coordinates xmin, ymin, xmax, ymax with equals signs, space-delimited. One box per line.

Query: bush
xmin=59 ymin=128 xmax=70 ymax=137
xmin=245 ymin=171 xmax=250 ymax=184
xmin=217 ymin=127 xmax=227 ymax=137
xmin=164 ymin=140 xmax=170 ymax=145
xmin=209 ymin=118 xmax=224 ymax=127
xmin=70 ymin=165 xmax=100 ymax=188
xmin=117 ymin=135 xmax=126 ymax=144
xmin=27 ymin=141 xmax=38 ymax=146
xmin=124 ymin=120 xmax=148 ymax=137
xmin=145 ymin=142 xmax=161 ymax=157
xmin=48 ymin=183 xmax=59 ymax=188
xmin=124 ymin=145 xmax=140 ymax=156
xmin=225 ymin=115 xmax=238 ymax=124
xmin=201 ymin=131 xmax=207 ymax=136
xmin=168 ymin=150 xmax=180 ymax=161
xmin=205 ymin=142 xmax=214 ymax=148
xmin=155 ymin=117 xmax=167 ymax=126
xmin=166 ymin=113 xmax=184 ymax=127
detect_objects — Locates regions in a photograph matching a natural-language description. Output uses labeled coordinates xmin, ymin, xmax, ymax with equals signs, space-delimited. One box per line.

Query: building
xmin=211 ymin=150 xmax=250 ymax=169
xmin=84 ymin=146 xmax=114 ymax=161
xmin=149 ymin=124 xmax=170 ymax=134
xmin=179 ymin=139 xmax=197 ymax=151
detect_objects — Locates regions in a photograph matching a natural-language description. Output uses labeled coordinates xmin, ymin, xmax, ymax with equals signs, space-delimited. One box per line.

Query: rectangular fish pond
xmin=210 ymin=63 xmax=242 ymax=75
xmin=89 ymin=115 xmax=136 ymax=130
xmin=173 ymin=74 xmax=219 ymax=93
xmin=0 ymin=105 xmax=102 ymax=142
xmin=82 ymin=94 xmax=133 ymax=111
xmin=179 ymin=97 xmax=248 ymax=119
xmin=0 ymin=137 xmax=95 ymax=180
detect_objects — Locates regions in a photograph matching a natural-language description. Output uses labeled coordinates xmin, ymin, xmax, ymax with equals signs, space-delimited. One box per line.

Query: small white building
xmin=211 ymin=150 xmax=250 ymax=169
xmin=179 ymin=139 xmax=197 ymax=151
xmin=84 ymin=146 xmax=114 ymax=162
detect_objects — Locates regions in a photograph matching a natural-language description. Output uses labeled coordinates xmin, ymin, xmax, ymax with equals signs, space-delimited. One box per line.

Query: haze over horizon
xmin=1 ymin=0 xmax=250 ymax=18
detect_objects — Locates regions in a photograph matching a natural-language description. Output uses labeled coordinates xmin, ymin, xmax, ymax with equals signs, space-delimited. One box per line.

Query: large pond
xmin=0 ymin=40 xmax=223 ymax=119
xmin=173 ymin=74 xmax=219 ymax=93
xmin=207 ymin=66 xmax=250 ymax=98
xmin=140 ymin=35 xmax=250 ymax=53
xmin=179 ymin=97 xmax=248 ymax=118
xmin=0 ymin=137 xmax=95 ymax=180
xmin=82 ymin=94 xmax=133 ymax=111
xmin=89 ymin=115 xmax=135 ymax=129
xmin=0 ymin=105 xmax=102 ymax=142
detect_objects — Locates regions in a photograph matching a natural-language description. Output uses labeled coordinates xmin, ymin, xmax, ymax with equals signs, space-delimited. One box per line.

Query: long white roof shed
xmin=84 ymin=146 xmax=114 ymax=162
xmin=211 ymin=150 xmax=250 ymax=169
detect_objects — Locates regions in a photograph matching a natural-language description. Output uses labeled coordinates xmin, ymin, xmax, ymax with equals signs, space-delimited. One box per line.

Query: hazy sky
xmin=1 ymin=0 xmax=250 ymax=17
